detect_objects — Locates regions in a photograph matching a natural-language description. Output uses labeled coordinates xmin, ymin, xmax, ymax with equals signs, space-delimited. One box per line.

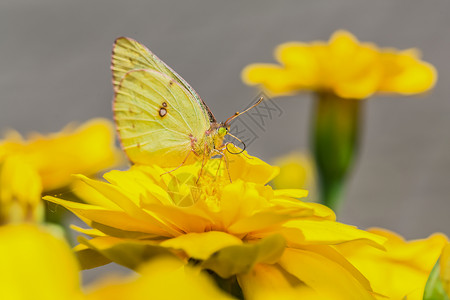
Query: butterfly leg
xmin=214 ymin=153 xmax=224 ymax=179
xmin=222 ymin=150 xmax=232 ymax=183
xmin=212 ymin=147 xmax=232 ymax=183
xmin=195 ymin=142 xmax=209 ymax=184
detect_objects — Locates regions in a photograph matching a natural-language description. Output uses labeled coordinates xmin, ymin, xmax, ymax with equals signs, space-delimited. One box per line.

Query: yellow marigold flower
xmin=46 ymin=151 xmax=386 ymax=299
xmin=0 ymin=224 xmax=84 ymax=300
xmin=86 ymin=256 xmax=235 ymax=300
xmin=271 ymin=152 xmax=316 ymax=196
xmin=242 ymin=30 xmax=437 ymax=99
xmin=0 ymin=119 xmax=121 ymax=223
xmin=0 ymin=224 xmax=230 ymax=300
xmin=0 ymin=156 xmax=43 ymax=223
xmin=337 ymin=228 xmax=448 ymax=300
xmin=0 ymin=118 xmax=121 ymax=191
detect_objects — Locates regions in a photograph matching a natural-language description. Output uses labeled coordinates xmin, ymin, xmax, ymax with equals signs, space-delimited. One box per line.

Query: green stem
xmin=320 ymin=179 xmax=344 ymax=212
xmin=311 ymin=92 xmax=364 ymax=212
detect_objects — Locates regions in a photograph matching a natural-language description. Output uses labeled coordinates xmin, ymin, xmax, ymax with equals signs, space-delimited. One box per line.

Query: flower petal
xmin=281 ymin=220 xmax=386 ymax=249
xmin=160 ymin=231 xmax=242 ymax=260
xmin=279 ymin=248 xmax=375 ymax=300
xmin=87 ymin=256 xmax=235 ymax=300
xmin=0 ymin=224 xmax=82 ymax=300
xmin=44 ymin=196 xmax=174 ymax=236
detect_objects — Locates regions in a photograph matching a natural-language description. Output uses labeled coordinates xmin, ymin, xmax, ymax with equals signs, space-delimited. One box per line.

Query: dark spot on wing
xmin=159 ymin=107 xmax=168 ymax=117
xmin=162 ymin=102 xmax=167 ymax=107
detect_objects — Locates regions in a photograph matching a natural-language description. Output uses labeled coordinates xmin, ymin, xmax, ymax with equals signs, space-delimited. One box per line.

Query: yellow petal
xmin=44 ymin=196 xmax=173 ymax=236
xmin=281 ymin=220 xmax=386 ymax=249
xmin=160 ymin=231 xmax=242 ymax=260
xmin=440 ymin=243 xmax=450 ymax=296
xmin=241 ymin=64 xmax=303 ymax=95
xmin=75 ymin=174 xmax=160 ymax=224
xmin=22 ymin=119 xmax=120 ymax=191
xmin=227 ymin=146 xmax=280 ymax=184
xmin=0 ymin=155 xmax=43 ymax=223
xmin=276 ymin=42 xmax=320 ymax=87
xmin=237 ymin=263 xmax=302 ymax=299
xmin=379 ymin=50 xmax=437 ymax=94
xmin=0 ymin=224 xmax=82 ymax=300
xmin=228 ymin=209 xmax=313 ymax=236
xmin=338 ymin=228 xmax=448 ymax=299
xmin=104 ymin=167 xmax=173 ymax=206
xmin=279 ymin=248 xmax=375 ymax=300
xmin=271 ymin=152 xmax=315 ymax=191
xmin=273 ymin=189 xmax=309 ymax=199
xmin=87 ymin=256 xmax=235 ymax=300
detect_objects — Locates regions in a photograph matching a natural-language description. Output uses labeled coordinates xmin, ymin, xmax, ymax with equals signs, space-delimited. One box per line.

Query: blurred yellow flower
xmin=0 ymin=224 xmax=233 ymax=300
xmin=86 ymin=257 xmax=235 ymax=300
xmin=0 ymin=224 xmax=83 ymax=300
xmin=242 ymin=30 xmax=437 ymax=99
xmin=271 ymin=152 xmax=316 ymax=197
xmin=0 ymin=118 xmax=121 ymax=191
xmin=0 ymin=119 xmax=121 ymax=224
xmin=337 ymin=228 xmax=448 ymax=300
xmin=0 ymin=156 xmax=43 ymax=223
xmin=46 ymin=151 xmax=386 ymax=299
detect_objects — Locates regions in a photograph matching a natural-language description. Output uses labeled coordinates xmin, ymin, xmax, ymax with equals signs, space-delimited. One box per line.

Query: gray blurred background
xmin=1 ymin=0 xmax=449 ymax=244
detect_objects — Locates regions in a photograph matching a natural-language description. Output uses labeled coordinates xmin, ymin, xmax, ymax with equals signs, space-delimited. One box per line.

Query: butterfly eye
xmin=218 ymin=127 xmax=227 ymax=136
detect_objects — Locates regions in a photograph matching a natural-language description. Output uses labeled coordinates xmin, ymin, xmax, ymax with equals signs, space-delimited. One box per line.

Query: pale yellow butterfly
xmin=112 ymin=37 xmax=260 ymax=169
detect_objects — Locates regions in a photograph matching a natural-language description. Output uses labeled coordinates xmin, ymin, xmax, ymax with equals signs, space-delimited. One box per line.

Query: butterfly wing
xmin=112 ymin=37 xmax=216 ymax=123
xmin=114 ymin=69 xmax=210 ymax=167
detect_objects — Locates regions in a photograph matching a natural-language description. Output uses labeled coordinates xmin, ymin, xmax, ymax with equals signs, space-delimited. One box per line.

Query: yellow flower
xmin=0 ymin=224 xmax=83 ymax=300
xmin=242 ymin=30 xmax=437 ymax=99
xmin=0 ymin=224 xmax=231 ymax=300
xmin=46 ymin=151 xmax=386 ymax=299
xmin=0 ymin=119 xmax=121 ymax=223
xmin=0 ymin=156 xmax=43 ymax=223
xmin=0 ymin=118 xmax=121 ymax=191
xmin=337 ymin=228 xmax=448 ymax=300
xmin=271 ymin=152 xmax=316 ymax=195
xmin=86 ymin=256 xmax=235 ymax=300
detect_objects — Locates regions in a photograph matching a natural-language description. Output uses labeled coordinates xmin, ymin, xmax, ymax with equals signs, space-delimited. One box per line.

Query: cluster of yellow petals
xmin=0 ymin=224 xmax=233 ymax=300
xmin=46 ymin=151 xmax=387 ymax=299
xmin=338 ymin=228 xmax=448 ymax=299
xmin=242 ymin=30 xmax=437 ymax=99
xmin=0 ymin=119 xmax=121 ymax=223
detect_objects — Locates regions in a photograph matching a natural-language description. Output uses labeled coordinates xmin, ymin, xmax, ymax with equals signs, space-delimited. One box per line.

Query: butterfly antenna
xmin=224 ymin=97 xmax=264 ymax=126
xmin=225 ymin=133 xmax=246 ymax=154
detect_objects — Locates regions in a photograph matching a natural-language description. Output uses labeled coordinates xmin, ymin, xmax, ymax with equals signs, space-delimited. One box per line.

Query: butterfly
xmin=112 ymin=37 xmax=261 ymax=170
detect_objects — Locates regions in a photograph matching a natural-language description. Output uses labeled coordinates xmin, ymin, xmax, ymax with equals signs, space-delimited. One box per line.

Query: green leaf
xmin=77 ymin=236 xmax=176 ymax=270
xmin=423 ymin=259 xmax=449 ymax=300
xmin=201 ymin=234 xmax=286 ymax=278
